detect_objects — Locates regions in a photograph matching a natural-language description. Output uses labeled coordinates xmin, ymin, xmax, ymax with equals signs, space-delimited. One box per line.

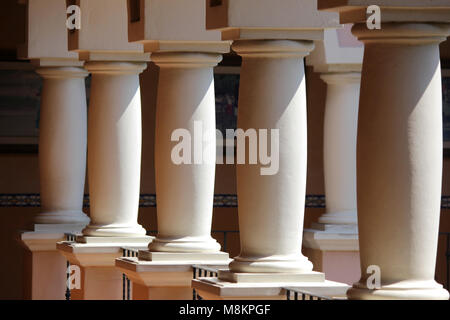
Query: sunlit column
xmin=81 ymin=61 xmax=147 ymax=237
xmin=35 ymin=66 xmax=89 ymax=225
xmin=149 ymin=52 xmax=222 ymax=252
xmin=348 ymin=23 xmax=450 ymax=300
xmin=229 ymin=40 xmax=315 ymax=273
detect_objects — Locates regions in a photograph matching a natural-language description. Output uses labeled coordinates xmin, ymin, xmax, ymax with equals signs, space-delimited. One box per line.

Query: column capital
xmin=84 ymin=61 xmax=148 ymax=75
xmin=352 ymin=23 xmax=450 ymax=45
xmin=318 ymin=0 xmax=450 ymax=24
xmin=320 ymin=72 xmax=361 ymax=85
xmin=150 ymin=52 xmax=223 ymax=68
xmin=232 ymin=39 xmax=315 ymax=58
xmin=35 ymin=66 xmax=89 ymax=79
xmin=206 ymin=0 xmax=339 ymax=41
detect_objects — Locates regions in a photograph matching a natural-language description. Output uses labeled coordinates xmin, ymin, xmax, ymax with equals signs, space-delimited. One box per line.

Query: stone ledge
xmin=138 ymin=250 xmax=229 ymax=262
xmin=303 ymin=228 xmax=359 ymax=251
xmin=56 ymin=240 xmax=150 ymax=267
xmin=116 ymin=256 xmax=230 ymax=287
xmin=218 ymin=270 xmax=325 ymax=283
xmin=192 ymin=277 xmax=349 ymax=300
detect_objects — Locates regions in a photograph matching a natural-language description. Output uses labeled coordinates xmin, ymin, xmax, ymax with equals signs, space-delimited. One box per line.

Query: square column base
xmin=192 ymin=270 xmax=349 ymax=300
xmin=303 ymin=225 xmax=360 ymax=286
xmin=116 ymin=251 xmax=230 ymax=300
xmin=19 ymin=224 xmax=86 ymax=300
xmin=57 ymin=236 xmax=152 ymax=300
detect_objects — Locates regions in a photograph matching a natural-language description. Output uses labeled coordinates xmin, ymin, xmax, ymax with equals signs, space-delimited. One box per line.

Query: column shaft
xmin=230 ymin=40 xmax=314 ymax=273
xmin=82 ymin=62 xmax=147 ymax=237
xmin=149 ymin=52 xmax=221 ymax=252
xmin=320 ymin=72 xmax=360 ymax=225
xmin=35 ymin=67 xmax=90 ymax=224
xmin=349 ymin=23 xmax=450 ymax=300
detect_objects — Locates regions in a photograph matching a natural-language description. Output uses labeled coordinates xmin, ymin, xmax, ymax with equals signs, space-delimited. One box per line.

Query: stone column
xmin=148 ymin=52 xmax=221 ymax=253
xmin=17 ymin=0 xmax=91 ymax=299
xmin=229 ymin=40 xmax=314 ymax=274
xmin=58 ymin=61 xmax=152 ymax=300
xmin=348 ymin=23 xmax=450 ymax=300
xmin=319 ymin=72 xmax=360 ymax=226
xmin=81 ymin=61 xmax=147 ymax=237
xmin=117 ymin=51 xmax=231 ymax=300
xmin=302 ymin=70 xmax=361 ymax=286
xmin=35 ymin=66 xmax=90 ymax=225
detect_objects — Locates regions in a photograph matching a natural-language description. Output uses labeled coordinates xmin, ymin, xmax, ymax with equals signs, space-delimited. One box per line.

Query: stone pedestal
xmin=19 ymin=224 xmax=85 ymax=300
xmin=57 ymin=237 xmax=151 ymax=300
xmin=303 ymin=223 xmax=360 ymax=285
xmin=192 ymin=270 xmax=349 ymax=300
xmin=116 ymin=252 xmax=230 ymax=300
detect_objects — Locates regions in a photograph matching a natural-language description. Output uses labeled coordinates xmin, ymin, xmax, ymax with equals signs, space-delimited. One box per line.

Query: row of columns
xmin=19 ymin=0 xmax=450 ymax=300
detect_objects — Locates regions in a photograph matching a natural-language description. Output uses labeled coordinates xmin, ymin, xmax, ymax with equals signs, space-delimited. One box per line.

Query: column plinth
xmin=228 ymin=40 xmax=314 ymax=274
xmin=148 ymin=52 xmax=222 ymax=253
xmin=347 ymin=23 xmax=450 ymax=300
xmin=34 ymin=66 xmax=90 ymax=225
xmin=57 ymin=240 xmax=150 ymax=300
xmin=81 ymin=61 xmax=147 ymax=238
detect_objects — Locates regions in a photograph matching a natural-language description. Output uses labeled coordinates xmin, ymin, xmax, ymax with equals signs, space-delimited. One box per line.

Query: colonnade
xmin=17 ymin=0 xmax=450 ymax=300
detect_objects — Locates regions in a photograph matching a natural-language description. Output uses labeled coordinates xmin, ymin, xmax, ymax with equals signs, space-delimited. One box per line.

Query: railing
xmin=121 ymin=247 xmax=139 ymax=300
xmin=61 ymin=230 xmax=450 ymax=300
xmin=284 ymin=287 xmax=334 ymax=300
xmin=439 ymin=231 xmax=450 ymax=290
xmin=64 ymin=233 xmax=77 ymax=300
xmin=192 ymin=265 xmax=220 ymax=300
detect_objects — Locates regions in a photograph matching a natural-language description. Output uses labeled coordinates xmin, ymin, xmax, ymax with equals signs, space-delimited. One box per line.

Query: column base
xmin=347 ymin=280 xmax=449 ymax=300
xmin=148 ymin=236 xmax=222 ymax=253
xmin=20 ymin=223 xmax=86 ymax=250
xmin=115 ymin=252 xmax=230 ymax=300
xmin=309 ymin=222 xmax=358 ymax=234
xmin=138 ymin=250 xmax=230 ymax=262
xmin=81 ymin=223 xmax=147 ymax=237
xmin=192 ymin=272 xmax=349 ymax=300
xmin=34 ymin=211 xmax=90 ymax=225
xmin=229 ymin=254 xmax=313 ymax=273
xmin=303 ymin=225 xmax=360 ymax=285
xmin=75 ymin=235 xmax=152 ymax=245
xmin=218 ymin=269 xmax=324 ymax=283
xmin=57 ymin=238 xmax=151 ymax=300
xmin=317 ymin=211 xmax=357 ymax=225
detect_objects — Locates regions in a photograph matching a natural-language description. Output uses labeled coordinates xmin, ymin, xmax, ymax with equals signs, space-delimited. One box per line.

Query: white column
xmin=319 ymin=72 xmax=360 ymax=225
xmin=81 ymin=62 xmax=147 ymax=237
xmin=35 ymin=67 xmax=90 ymax=225
xmin=348 ymin=23 xmax=449 ymax=300
xmin=148 ymin=52 xmax=221 ymax=253
xmin=229 ymin=40 xmax=314 ymax=273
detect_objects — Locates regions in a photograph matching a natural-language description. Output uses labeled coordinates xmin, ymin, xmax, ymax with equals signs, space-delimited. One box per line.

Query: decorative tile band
xmin=1 ymin=194 xmax=450 ymax=209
